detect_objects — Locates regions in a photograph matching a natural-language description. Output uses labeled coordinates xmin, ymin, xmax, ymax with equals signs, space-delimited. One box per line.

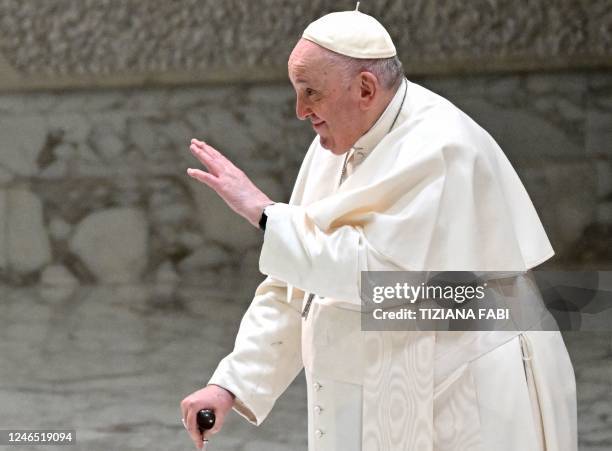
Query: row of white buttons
xmin=313 ymin=382 xmax=325 ymax=439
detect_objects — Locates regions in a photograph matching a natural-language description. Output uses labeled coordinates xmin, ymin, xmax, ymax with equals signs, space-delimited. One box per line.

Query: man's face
xmin=288 ymin=39 xmax=363 ymax=155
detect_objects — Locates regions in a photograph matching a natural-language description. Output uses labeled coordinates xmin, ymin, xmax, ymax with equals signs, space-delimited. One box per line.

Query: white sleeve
xmin=259 ymin=202 xmax=404 ymax=306
xmin=207 ymin=275 xmax=304 ymax=426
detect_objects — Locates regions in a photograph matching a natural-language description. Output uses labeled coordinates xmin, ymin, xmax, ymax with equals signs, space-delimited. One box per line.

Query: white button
xmin=314 ymin=405 xmax=323 ymax=414
xmin=313 ymin=382 xmax=322 ymax=391
xmin=355 ymin=151 xmax=365 ymax=161
xmin=315 ymin=429 xmax=324 ymax=438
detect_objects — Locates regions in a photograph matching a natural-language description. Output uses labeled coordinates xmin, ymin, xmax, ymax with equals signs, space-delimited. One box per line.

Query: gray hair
xmin=324 ymin=51 xmax=404 ymax=91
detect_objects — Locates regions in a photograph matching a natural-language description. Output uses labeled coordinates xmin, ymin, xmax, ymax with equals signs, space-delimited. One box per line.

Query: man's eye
xmin=305 ymin=88 xmax=315 ymax=96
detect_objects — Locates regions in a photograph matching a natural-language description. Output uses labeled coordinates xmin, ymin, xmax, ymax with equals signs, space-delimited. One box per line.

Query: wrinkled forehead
xmin=288 ymin=39 xmax=331 ymax=80
xmin=288 ymin=38 xmax=321 ymax=63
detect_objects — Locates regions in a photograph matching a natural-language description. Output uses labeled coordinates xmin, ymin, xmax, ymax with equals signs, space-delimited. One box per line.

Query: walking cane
xmin=196 ymin=409 xmax=215 ymax=449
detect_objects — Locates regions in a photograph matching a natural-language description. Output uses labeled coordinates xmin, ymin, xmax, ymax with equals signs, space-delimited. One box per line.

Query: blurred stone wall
xmin=0 ymin=0 xmax=609 ymax=281
xmin=0 ymin=73 xmax=610 ymax=288
xmin=0 ymin=84 xmax=313 ymax=290
xmin=0 ymin=0 xmax=611 ymax=90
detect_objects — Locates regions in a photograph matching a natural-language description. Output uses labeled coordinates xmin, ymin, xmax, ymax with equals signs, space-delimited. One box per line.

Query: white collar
xmin=351 ymin=77 xmax=407 ymax=158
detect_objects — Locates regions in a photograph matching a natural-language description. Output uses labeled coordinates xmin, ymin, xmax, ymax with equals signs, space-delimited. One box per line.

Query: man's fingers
xmin=190 ymin=144 xmax=221 ymax=175
xmin=185 ymin=409 xmax=204 ymax=449
xmin=191 ymin=138 xmax=218 ymax=156
xmin=192 ymin=139 xmax=227 ymax=165
xmin=190 ymin=139 xmax=219 ymax=160
xmin=202 ymin=141 xmax=223 ymax=159
xmin=180 ymin=405 xmax=188 ymax=429
xmin=191 ymin=138 xmax=205 ymax=148
xmin=202 ymin=418 xmax=222 ymax=440
xmin=187 ymin=168 xmax=218 ymax=188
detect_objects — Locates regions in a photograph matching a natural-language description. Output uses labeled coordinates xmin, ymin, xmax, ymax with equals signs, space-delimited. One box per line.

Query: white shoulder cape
xmin=291 ymin=80 xmax=554 ymax=273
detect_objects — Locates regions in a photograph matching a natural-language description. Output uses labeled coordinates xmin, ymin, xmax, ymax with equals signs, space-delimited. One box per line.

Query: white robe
xmin=208 ymin=79 xmax=577 ymax=450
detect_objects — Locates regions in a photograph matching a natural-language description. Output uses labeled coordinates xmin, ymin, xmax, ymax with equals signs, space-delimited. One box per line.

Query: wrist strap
xmin=259 ymin=203 xmax=274 ymax=231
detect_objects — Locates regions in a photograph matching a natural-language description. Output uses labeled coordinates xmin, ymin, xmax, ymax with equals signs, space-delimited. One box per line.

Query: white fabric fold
xmin=208 ymin=276 xmax=304 ymax=425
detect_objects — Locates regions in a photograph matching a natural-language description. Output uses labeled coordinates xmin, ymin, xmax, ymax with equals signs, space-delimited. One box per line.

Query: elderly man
xmin=181 ymin=8 xmax=577 ymax=451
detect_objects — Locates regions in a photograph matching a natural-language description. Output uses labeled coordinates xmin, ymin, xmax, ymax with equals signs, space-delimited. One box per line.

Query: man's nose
xmin=295 ymin=96 xmax=310 ymax=121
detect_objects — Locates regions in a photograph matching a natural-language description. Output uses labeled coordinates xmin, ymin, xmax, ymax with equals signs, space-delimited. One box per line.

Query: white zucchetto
xmin=302 ymin=9 xmax=396 ymax=59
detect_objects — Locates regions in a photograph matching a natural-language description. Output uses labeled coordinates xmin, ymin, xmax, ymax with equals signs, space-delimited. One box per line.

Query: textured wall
xmin=0 ymin=0 xmax=611 ymax=90
xmin=0 ymin=72 xmax=610 ymax=287
xmin=0 ymin=84 xmax=312 ymax=286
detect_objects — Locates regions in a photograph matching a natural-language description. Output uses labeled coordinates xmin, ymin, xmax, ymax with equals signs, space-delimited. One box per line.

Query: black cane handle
xmin=196 ymin=409 xmax=216 ymax=432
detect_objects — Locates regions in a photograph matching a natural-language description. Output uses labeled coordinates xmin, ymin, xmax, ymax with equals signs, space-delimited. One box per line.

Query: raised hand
xmin=187 ymin=138 xmax=274 ymax=228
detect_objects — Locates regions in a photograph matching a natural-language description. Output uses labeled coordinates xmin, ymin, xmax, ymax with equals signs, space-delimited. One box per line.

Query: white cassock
xmin=208 ymin=78 xmax=578 ymax=451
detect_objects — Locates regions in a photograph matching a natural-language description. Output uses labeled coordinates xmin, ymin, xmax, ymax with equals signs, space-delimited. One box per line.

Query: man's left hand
xmin=187 ymin=138 xmax=274 ymax=228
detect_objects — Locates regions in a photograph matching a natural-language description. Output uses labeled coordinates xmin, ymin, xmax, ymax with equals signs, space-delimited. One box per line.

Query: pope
xmin=180 ymin=7 xmax=577 ymax=451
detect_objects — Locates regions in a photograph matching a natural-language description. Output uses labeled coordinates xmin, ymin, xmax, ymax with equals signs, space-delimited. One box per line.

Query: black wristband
xmin=259 ymin=204 xmax=272 ymax=231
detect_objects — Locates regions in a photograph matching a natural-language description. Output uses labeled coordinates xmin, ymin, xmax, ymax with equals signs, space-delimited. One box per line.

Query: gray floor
xmin=0 ymin=281 xmax=307 ymax=451
xmin=0 ymin=280 xmax=610 ymax=451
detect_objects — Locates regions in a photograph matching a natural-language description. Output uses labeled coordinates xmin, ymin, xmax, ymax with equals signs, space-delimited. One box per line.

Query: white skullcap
xmin=302 ymin=9 xmax=396 ymax=59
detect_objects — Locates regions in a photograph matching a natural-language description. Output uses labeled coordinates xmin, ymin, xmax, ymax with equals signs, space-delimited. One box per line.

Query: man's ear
xmin=359 ymin=72 xmax=378 ymax=110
